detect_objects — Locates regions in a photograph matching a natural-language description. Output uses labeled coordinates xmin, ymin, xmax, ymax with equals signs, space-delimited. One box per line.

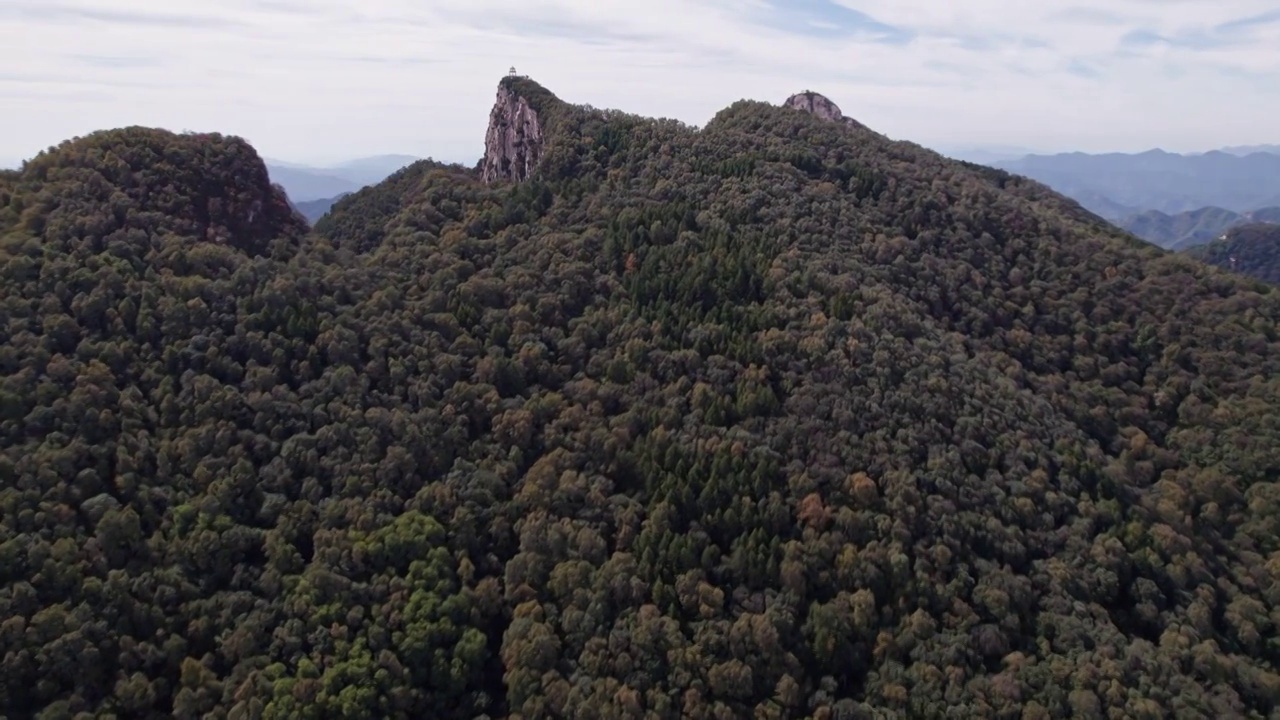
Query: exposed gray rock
xmin=784 ymin=91 xmax=867 ymax=130
xmin=481 ymin=85 xmax=545 ymax=184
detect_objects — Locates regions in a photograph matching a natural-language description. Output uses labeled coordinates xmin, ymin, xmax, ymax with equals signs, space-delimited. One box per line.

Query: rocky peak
xmin=784 ymin=91 xmax=867 ymax=130
xmin=785 ymin=91 xmax=845 ymax=121
xmin=481 ymin=82 xmax=545 ymax=184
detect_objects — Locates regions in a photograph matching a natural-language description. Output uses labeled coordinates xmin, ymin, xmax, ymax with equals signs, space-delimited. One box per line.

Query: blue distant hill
xmin=265 ymin=155 xmax=423 ymax=202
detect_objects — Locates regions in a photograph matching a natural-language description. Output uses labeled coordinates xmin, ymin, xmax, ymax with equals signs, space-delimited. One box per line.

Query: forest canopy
xmin=3 ymin=78 xmax=1280 ymax=719
xmin=1184 ymin=222 xmax=1280 ymax=285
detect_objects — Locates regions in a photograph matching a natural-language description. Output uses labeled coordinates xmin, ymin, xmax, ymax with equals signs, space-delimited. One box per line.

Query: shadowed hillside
xmin=3 ymin=126 xmax=305 ymax=258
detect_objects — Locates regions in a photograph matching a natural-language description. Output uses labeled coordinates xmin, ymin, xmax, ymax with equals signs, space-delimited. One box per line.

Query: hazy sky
xmin=1 ymin=0 xmax=1278 ymax=166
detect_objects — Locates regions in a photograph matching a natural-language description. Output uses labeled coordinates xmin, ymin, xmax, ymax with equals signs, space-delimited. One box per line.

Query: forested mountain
xmin=4 ymin=76 xmax=1280 ymax=719
xmin=1119 ymin=206 xmax=1280 ymax=250
xmin=996 ymin=149 xmax=1280 ymax=220
xmin=1186 ymin=222 xmax=1280 ymax=284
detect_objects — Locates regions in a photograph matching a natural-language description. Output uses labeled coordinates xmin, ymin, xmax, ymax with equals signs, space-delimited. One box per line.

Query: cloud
xmin=0 ymin=0 xmax=1278 ymax=165
xmin=0 ymin=70 xmax=169 ymax=89
xmin=1065 ymin=60 xmax=1103 ymax=79
xmin=66 ymin=54 xmax=163 ymax=69
xmin=1048 ymin=8 xmax=1132 ymax=26
xmin=1215 ymin=9 xmax=1280 ymax=33
xmin=429 ymin=6 xmax=663 ymax=47
xmin=1118 ymin=17 xmax=1269 ymax=50
xmin=747 ymin=0 xmax=915 ymax=43
xmin=1 ymin=1 xmax=247 ymax=29
xmin=345 ymin=56 xmax=445 ymax=67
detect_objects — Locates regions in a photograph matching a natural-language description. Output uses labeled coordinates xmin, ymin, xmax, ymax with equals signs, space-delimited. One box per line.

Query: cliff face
xmin=481 ymin=85 xmax=545 ymax=184
xmin=784 ymin=91 xmax=867 ymax=130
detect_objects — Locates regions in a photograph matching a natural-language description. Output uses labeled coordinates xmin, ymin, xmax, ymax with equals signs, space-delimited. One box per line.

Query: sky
xmin=1 ymin=0 xmax=1278 ymax=167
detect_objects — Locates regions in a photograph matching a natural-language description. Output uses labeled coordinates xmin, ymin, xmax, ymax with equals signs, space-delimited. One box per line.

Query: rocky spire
xmin=481 ymin=82 xmax=546 ymax=184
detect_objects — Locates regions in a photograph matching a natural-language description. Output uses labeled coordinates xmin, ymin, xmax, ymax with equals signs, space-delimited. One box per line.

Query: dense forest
xmin=1185 ymin=222 xmax=1280 ymax=284
xmin=4 ymin=76 xmax=1280 ymax=719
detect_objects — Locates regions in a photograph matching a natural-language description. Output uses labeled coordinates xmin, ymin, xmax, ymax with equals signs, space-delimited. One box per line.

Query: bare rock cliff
xmin=784 ymin=91 xmax=867 ymax=130
xmin=481 ymin=85 xmax=544 ymax=184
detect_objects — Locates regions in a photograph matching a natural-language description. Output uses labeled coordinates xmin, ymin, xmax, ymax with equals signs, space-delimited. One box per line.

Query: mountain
xmin=933 ymin=144 xmax=1043 ymax=165
xmin=263 ymin=164 xmax=359 ymax=202
xmin=996 ymin=149 xmax=1280 ymax=220
xmin=1063 ymin=188 xmax=1140 ymax=221
xmin=329 ymin=154 xmax=424 ymax=186
xmin=1185 ymin=222 xmax=1280 ymax=283
xmin=0 ymin=126 xmax=304 ymax=257
xmin=264 ymin=155 xmax=424 ymax=203
xmin=1217 ymin=144 xmax=1280 ymax=157
xmin=1118 ymin=206 xmax=1280 ymax=249
xmin=5 ymin=76 xmax=1280 ymax=719
xmin=292 ymin=192 xmax=351 ymax=223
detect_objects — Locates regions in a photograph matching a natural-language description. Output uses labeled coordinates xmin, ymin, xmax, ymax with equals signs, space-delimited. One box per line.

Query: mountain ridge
xmin=996 ymin=149 xmax=1280 ymax=220
xmin=292 ymin=192 xmax=352 ymax=223
xmin=1120 ymin=205 xmax=1280 ymax=249
xmin=5 ymin=76 xmax=1280 ymax=718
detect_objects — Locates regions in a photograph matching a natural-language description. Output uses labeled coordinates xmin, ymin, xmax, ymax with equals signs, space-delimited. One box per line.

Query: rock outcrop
xmin=784 ymin=91 xmax=867 ymax=130
xmin=481 ymin=84 xmax=545 ymax=184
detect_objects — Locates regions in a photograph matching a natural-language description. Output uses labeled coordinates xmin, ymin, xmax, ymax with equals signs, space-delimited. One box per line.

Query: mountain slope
xmin=1119 ymin=206 xmax=1280 ymax=249
xmin=263 ymin=164 xmax=359 ymax=202
xmin=2 ymin=126 xmax=304 ymax=256
xmin=997 ymin=149 xmax=1280 ymax=220
xmin=1119 ymin=205 xmax=1243 ymax=248
xmin=314 ymin=158 xmax=476 ymax=253
xmin=4 ymin=79 xmax=1280 ymax=719
xmin=292 ymin=192 xmax=351 ymax=223
xmin=329 ymin=154 xmax=423 ymax=186
xmin=1186 ymin=222 xmax=1280 ymax=283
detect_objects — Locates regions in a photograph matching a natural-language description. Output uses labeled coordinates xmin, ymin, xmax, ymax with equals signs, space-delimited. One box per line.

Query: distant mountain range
xmin=1216 ymin=144 xmax=1280 ymax=157
xmin=994 ymin=149 xmax=1280 ymax=221
xmin=292 ymin=193 xmax=353 ymax=223
xmin=933 ymin=145 xmax=1042 ymax=166
xmin=1119 ymin=206 xmax=1280 ymax=250
xmin=265 ymin=154 xmax=422 ymax=203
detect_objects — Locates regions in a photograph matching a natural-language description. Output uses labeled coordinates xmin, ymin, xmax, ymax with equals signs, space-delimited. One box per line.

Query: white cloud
xmin=0 ymin=0 xmax=1277 ymax=164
